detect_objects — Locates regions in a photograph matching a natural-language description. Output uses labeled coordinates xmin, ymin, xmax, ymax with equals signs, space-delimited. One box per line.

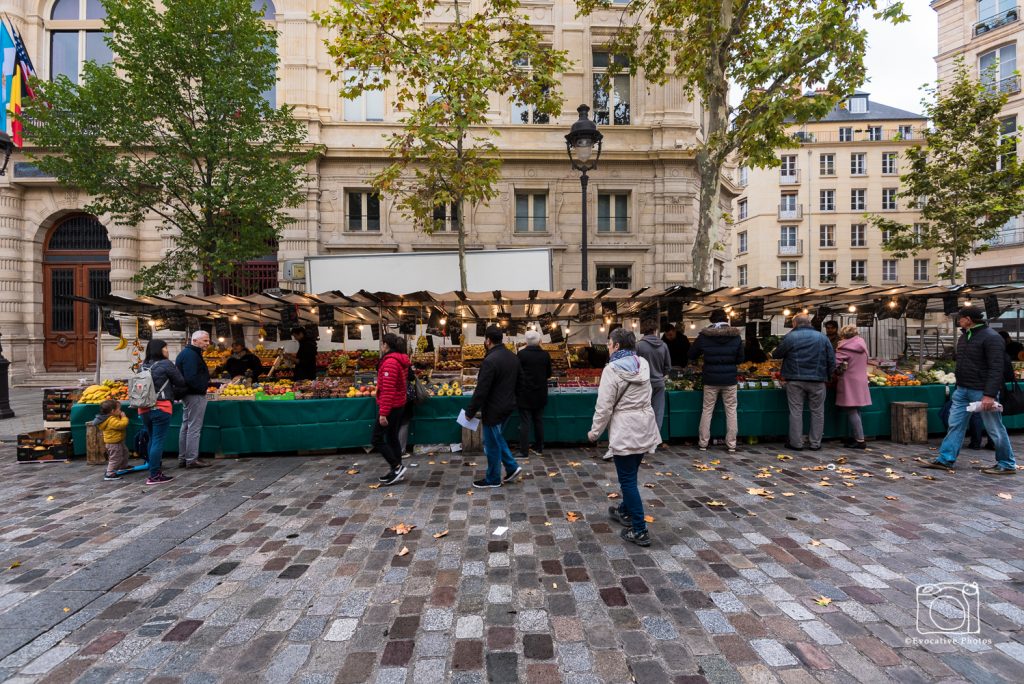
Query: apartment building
xmin=0 ymin=0 xmax=733 ymax=381
xmin=934 ymin=0 xmax=1023 ymax=285
xmin=732 ymin=92 xmax=934 ymax=290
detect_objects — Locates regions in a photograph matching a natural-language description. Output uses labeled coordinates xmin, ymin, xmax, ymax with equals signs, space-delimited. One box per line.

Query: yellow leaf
xmin=997 ymin=492 xmax=1012 ymax=500
xmin=390 ymin=523 xmax=415 ymax=535
xmin=63 ymin=607 xmax=70 ymax=613
xmin=707 ymin=500 xmax=726 ymax=507
xmin=664 ymin=472 xmax=674 ymax=476
xmin=643 ymin=514 xmax=655 ymax=523
xmin=721 ymin=475 xmax=733 ymax=480
xmin=815 ymin=596 xmax=833 ymax=606
xmin=397 ymin=546 xmax=409 ymax=557
xmin=810 ymin=540 xmax=822 ymax=546
xmin=368 ymin=483 xmax=380 ymax=490
xmin=47 ymin=496 xmax=54 ymax=501
xmin=643 ymin=483 xmax=656 ymax=489
xmin=566 ymin=511 xmax=581 ymax=522
xmin=885 ymin=495 xmax=899 ymax=501
xmin=8 ymin=561 xmax=21 ymax=569
xmin=568 ymin=461 xmax=582 ymax=467
xmin=346 ymin=469 xmax=359 ymax=475
xmin=777 ymin=454 xmax=793 ymax=461
xmin=548 ymin=471 xmax=558 ymax=477
xmin=710 ymin=459 xmax=721 ymax=465
xmin=818 ymin=480 xmax=833 ymax=487
xmin=782 ymin=492 xmax=796 ymax=497
xmin=433 ymin=529 xmax=449 ymax=538
xmin=607 ymin=492 xmax=620 ymax=499
xmin=543 ymin=521 xmax=552 ymax=526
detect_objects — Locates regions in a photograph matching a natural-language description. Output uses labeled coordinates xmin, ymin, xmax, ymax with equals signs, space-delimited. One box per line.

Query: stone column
xmin=107 ymin=221 xmax=140 ymax=297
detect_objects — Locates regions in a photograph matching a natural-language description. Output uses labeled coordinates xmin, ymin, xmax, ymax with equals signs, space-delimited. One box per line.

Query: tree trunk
xmin=456 ymin=196 xmax=468 ymax=292
xmin=693 ymin=150 xmax=721 ymax=290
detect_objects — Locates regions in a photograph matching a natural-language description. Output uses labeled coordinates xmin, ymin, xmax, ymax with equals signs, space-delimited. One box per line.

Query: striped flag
xmin=0 ymin=22 xmax=14 ymax=136
xmin=6 ymin=19 xmax=36 ymax=146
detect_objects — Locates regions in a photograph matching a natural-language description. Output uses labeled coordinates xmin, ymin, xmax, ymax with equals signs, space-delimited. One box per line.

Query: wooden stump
xmin=891 ymin=401 xmax=929 ymax=444
xmin=461 ymin=426 xmax=483 ymax=453
xmin=85 ymin=424 xmax=107 ymax=465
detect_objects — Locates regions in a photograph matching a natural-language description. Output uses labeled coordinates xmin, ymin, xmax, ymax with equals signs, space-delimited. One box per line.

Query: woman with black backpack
xmin=139 ymin=340 xmax=187 ymax=485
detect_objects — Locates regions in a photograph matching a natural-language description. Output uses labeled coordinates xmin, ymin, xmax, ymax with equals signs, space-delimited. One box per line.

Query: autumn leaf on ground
xmin=694 ymin=463 xmax=716 ymax=471
xmin=440 ymin=460 xmax=448 ymax=464
xmin=643 ymin=483 xmax=656 ymax=489
xmin=860 ymin=472 xmax=873 ymax=477
xmin=747 ymin=487 xmax=773 ymax=497
xmin=433 ymin=530 xmax=449 ymax=539
xmin=346 ymin=469 xmax=359 ymax=475
xmin=997 ymin=492 xmax=1013 ymax=500
xmin=548 ymin=471 xmax=558 ymax=477
xmin=777 ymin=454 xmax=793 ymax=461
xmin=922 ymin=475 xmax=937 ymax=481
xmin=543 ymin=521 xmax=552 ymax=526
xmin=885 ymin=496 xmax=899 ymax=501
xmin=655 ymin=472 xmax=665 ymax=476
xmin=643 ymin=515 xmax=655 ymax=523
xmin=566 ymin=511 xmax=581 ymax=522
xmin=7 ymin=561 xmax=21 ymax=569
xmin=390 ymin=523 xmax=415 ymax=535
xmin=568 ymin=461 xmax=582 ymax=467
xmin=818 ymin=480 xmax=833 ymax=487
xmin=368 ymin=483 xmax=381 ymax=490
xmin=47 ymin=496 xmax=54 ymax=501
xmin=810 ymin=540 xmax=822 ymax=546
xmin=882 ymin=454 xmax=892 ymax=459
xmin=664 ymin=471 xmax=674 ymax=476
xmin=843 ymin=482 xmax=855 ymax=487
xmin=707 ymin=500 xmax=726 ymax=507
xmin=782 ymin=492 xmax=796 ymax=497
xmin=835 ymin=456 xmax=847 ymax=465
xmin=815 ymin=596 xmax=833 ymax=607
xmin=428 ymin=461 xmax=435 ymax=465
xmin=721 ymin=475 xmax=733 ymax=480
xmin=397 ymin=546 xmax=409 ymax=557
xmin=607 ymin=493 xmax=620 ymax=499
xmin=710 ymin=459 xmax=721 ymax=465
xmin=809 ymin=465 xmax=827 ymax=472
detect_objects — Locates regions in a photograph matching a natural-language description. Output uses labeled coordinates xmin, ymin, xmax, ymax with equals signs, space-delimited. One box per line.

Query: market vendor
xmin=217 ymin=341 xmax=264 ymax=379
xmin=662 ymin=324 xmax=690 ymax=367
xmin=292 ymin=327 xmax=318 ymax=381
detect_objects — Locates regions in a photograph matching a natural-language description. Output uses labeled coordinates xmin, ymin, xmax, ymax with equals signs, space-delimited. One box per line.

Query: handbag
xmin=1002 ymin=380 xmax=1024 ymax=416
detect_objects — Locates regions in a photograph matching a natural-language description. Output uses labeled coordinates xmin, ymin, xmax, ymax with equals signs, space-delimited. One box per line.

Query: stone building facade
xmin=0 ymin=0 xmax=732 ymax=382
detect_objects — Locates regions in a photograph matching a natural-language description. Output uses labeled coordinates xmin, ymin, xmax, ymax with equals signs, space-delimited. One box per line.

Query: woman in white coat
xmin=588 ymin=328 xmax=662 ymax=547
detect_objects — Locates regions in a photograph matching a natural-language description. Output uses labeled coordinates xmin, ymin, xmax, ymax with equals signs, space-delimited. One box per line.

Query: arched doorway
xmin=43 ymin=214 xmax=112 ymax=371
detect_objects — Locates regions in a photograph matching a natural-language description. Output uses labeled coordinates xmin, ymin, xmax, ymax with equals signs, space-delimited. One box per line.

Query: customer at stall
xmin=517 ymin=330 xmax=552 ymax=459
xmin=773 ymin=314 xmax=835 ymax=451
xmin=93 ymin=400 xmax=129 ymax=482
xmin=176 ymin=330 xmax=212 ymax=469
xmin=588 ymin=328 xmax=661 ymax=547
xmin=834 ymin=325 xmax=870 ymax=449
xmin=467 ymin=326 xmax=523 ymax=488
xmin=637 ymin=322 xmax=672 ymax=438
xmin=217 ymin=341 xmax=263 ymax=380
xmin=394 ymin=336 xmax=415 ymax=455
xmin=689 ymin=309 xmax=744 ymax=453
xmin=291 ymin=326 xmax=318 ymax=381
xmin=374 ymin=333 xmax=411 ymax=486
xmin=662 ymin=325 xmax=690 ymax=367
xmin=999 ymin=330 xmax=1023 ymax=362
xmin=824 ymin=321 xmax=840 ymax=350
xmin=744 ymin=335 xmax=768 ymax=363
xmin=924 ymin=306 xmax=1017 ymax=475
xmin=140 ymin=340 xmax=186 ymax=485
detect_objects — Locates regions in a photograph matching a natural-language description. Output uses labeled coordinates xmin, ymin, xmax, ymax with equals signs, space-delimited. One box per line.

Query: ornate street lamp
xmin=565 ymin=104 xmax=603 ymax=290
xmin=0 ymin=132 xmax=14 ymax=176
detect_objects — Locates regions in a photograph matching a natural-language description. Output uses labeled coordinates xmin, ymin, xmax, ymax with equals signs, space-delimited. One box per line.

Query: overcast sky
xmin=860 ymin=0 xmax=938 ymax=114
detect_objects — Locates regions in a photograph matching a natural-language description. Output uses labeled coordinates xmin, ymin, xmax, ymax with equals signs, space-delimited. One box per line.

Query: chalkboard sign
xmin=138 ymin=318 xmax=153 ymax=340
xmin=601 ymin=301 xmax=617 ymax=316
xmin=227 ymin=323 xmax=242 ymax=342
xmin=856 ymin=305 xmax=876 ymax=328
xmin=263 ymin=324 xmax=278 ymax=342
xmin=578 ymin=301 xmax=595 ymax=322
xmin=666 ymin=300 xmax=683 ymax=322
xmin=745 ymin=322 xmax=758 ymax=339
xmin=371 ymin=324 xmax=381 ymax=341
xmin=984 ymin=295 xmax=1000 ymax=320
xmin=783 ymin=315 xmax=794 ymax=329
xmin=538 ymin=312 xmax=552 ymax=329
xmin=104 ymin=316 xmax=121 ymax=338
xmin=214 ymin=318 xmax=231 ymax=340
xmin=399 ymin=314 xmax=416 ymax=335
xmin=942 ymin=295 xmax=959 ymax=315
xmin=549 ymin=325 xmax=564 ymax=344
xmin=279 ymin=306 xmax=299 ymax=329
xmin=906 ymin=297 xmax=927 ymax=320
xmin=758 ymin=322 xmax=772 ymax=339
xmin=510 ymin=321 xmax=525 ymax=336
xmin=304 ymin=323 xmax=319 ymax=341
xmin=449 ymin=328 xmax=462 ymax=345
xmin=748 ymin=297 xmax=764 ymax=320
xmin=729 ymin=310 xmax=747 ymax=326
xmin=330 ymin=325 xmax=344 ymax=343
xmin=318 ymin=306 xmax=335 ymax=327
xmin=475 ymin=320 xmax=487 ymax=337
xmin=347 ymin=323 xmax=362 ymax=340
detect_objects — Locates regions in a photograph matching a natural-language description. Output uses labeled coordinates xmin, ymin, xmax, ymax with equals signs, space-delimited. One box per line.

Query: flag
xmin=9 ymin=61 xmax=21 ymax=146
xmin=0 ymin=22 xmax=14 ymax=135
xmin=6 ymin=19 xmax=36 ymax=147
xmin=10 ymin=20 xmax=35 ymax=80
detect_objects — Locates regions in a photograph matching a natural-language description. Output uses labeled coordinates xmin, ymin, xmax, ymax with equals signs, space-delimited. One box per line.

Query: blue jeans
xmin=142 ymin=409 xmax=171 ymax=477
xmin=938 ymin=386 xmax=1016 ymax=469
xmin=482 ymin=421 xmax=519 ymax=485
xmin=613 ymin=454 xmax=647 ymax=535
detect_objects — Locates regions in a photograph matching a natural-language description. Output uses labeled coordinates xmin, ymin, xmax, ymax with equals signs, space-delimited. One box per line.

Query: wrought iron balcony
xmin=777 ymin=240 xmax=803 ymax=256
xmin=975 ymin=6 xmax=1019 ymax=36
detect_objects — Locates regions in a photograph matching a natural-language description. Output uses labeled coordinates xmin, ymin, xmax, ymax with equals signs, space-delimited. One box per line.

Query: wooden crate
xmin=86 ymin=423 xmax=107 ymax=465
xmin=891 ymin=401 xmax=929 ymax=444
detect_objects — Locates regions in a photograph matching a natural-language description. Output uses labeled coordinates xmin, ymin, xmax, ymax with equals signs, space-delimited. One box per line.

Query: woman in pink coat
xmin=835 ymin=325 xmax=871 ymax=448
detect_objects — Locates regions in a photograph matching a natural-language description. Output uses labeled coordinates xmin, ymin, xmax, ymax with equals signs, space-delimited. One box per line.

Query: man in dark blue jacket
xmin=773 ymin=314 xmax=835 ymax=451
xmin=175 ymin=330 xmax=212 ymax=469
xmin=466 ymin=326 xmax=523 ymax=488
xmin=689 ymin=310 xmax=744 ymax=452
xmin=925 ymin=306 xmax=1016 ymax=474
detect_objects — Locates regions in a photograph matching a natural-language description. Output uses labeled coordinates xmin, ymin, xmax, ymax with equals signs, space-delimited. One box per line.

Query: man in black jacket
xmin=467 ymin=326 xmax=523 ymax=488
xmin=924 ymin=306 xmax=1016 ymax=474
xmin=689 ymin=310 xmax=744 ymax=452
xmin=291 ymin=327 xmax=318 ymax=381
xmin=175 ymin=330 xmax=212 ymax=469
xmin=517 ymin=330 xmax=552 ymax=459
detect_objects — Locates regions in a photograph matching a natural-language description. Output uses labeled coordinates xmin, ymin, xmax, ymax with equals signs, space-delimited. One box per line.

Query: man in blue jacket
xmin=773 ymin=314 xmax=835 ymax=451
xmin=175 ymin=330 xmax=212 ymax=469
xmin=689 ymin=310 xmax=744 ymax=452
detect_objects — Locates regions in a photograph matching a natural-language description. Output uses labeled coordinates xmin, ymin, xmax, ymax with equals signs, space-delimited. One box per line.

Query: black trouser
xmin=518 ymin=406 xmax=545 ymax=457
xmin=372 ymin=405 xmax=405 ymax=470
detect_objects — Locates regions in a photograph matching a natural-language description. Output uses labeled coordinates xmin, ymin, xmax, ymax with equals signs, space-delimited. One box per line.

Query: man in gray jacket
xmin=637 ymin=322 xmax=672 ymax=438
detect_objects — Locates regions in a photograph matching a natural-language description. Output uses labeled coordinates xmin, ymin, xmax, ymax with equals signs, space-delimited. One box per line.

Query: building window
xmin=739 ymin=166 xmax=749 ymax=186
xmin=596 ymin=265 xmax=631 ymax=289
xmin=882 ymin=259 xmax=898 ymax=282
xmin=432 ymin=203 xmax=460 ymax=231
xmin=779 ymin=225 xmax=798 ymax=247
xmin=839 ymin=127 xmax=853 ymax=143
xmin=851 ymin=260 xmax=866 ymax=282
xmin=738 ymin=231 xmax=748 ymax=254
xmin=597 ymin=193 xmax=630 ymax=232
xmin=847 ymin=96 xmax=868 ymax=113
xmin=999 ymin=116 xmax=1017 ymax=169
xmin=979 ymin=0 xmax=1017 ymax=22
xmin=851 ymin=223 xmax=866 ymax=247
xmin=851 ymin=188 xmax=866 ymax=211
xmin=780 ymin=154 xmax=797 ymax=181
xmin=819 ymin=189 xmax=835 ymax=212
xmin=882 ymin=188 xmax=898 ymax=210
xmin=780 ymin=193 xmax=798 ymax=214
xmin=738 ymin=198 xmax=748 ymax=220
xmin=913 ymin=223 xmax=925 ymax=244
xmin=882 ymin=152 xmax=898 ymax=175
xmin=819 ymin=260 xmax=836 ymax=283
xmin=342 ymin=69 xmax=385 ymax=121
xmin=820 ymin=224 xmax=835 ymax=248
xmin=882 ymin=228 xmax=892 ymax=244
xmin=779 ymin=261 xmax=799 ymax=286
xmin=819 ymin=153 xmax=835 ymax=176
xmin=914 ymin=258 xmax=929 ymax=281
xmin=511 ymin=57 xmax=550 ymax=124
xmin=346 ymin=191 xmax=380 ymax=231
xmin=737 ymin=265 xmax=748 ymax=286
xmin=980 ymin=44 xmax=1018 ymax=93
xmin=515 ymin=193 xmax=548 ymax=232
xmin=898 ymin=125 xmax=914 ymax=140
xmin=593 ymin=51 xmax=630 ymax=125
xmin=868 ymin=126 xmax=882 ymax=141
xmin=850 ymin=153 xmax=866 ymax=175
xmin=49 ymin=0 xmax=113 ymax=84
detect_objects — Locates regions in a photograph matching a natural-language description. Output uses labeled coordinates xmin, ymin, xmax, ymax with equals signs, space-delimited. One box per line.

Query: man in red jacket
xmin=374 ymin=333 xmax=412 ymax=485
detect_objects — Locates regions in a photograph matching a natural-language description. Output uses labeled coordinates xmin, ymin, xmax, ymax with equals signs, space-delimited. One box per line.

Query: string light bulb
xmin=550 ymin=322 xmax=557 ymax=330
xmin=889 ymin=300 xmax=897 ymax=309
xmin=599 ymin=325 xmax=606 ymax=333
xmin=462 ymin=322 xmax=468 ymax=329
xmin=848 ymin=304 xmax=857 ymax=313
xmin=310 ymin=307 xmax=317 ymax=314
xmin=258 ymin=336 xmax=264 ymax=342
xmin=439 ymin=317 xmax=447 ymax=326
xmin=802 ymin=308 xmax=809 ymax=315
xmin=632 ymin=321 xmax=638 ymax=328
xmin=782 ymin=308 xmax=791 ymax=317
xmin=148 ymin=320 xmax=156 ymax=327
xmin=689 ymin=322 xmax=696 ymax=330
xmin=217 ymin=337 xmax=225 ymax=343
xmin=231 ymin=314 xmax=238 ymax=322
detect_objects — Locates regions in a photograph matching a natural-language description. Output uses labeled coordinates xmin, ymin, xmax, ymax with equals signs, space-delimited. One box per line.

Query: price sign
xmin=905 ymin=297 xmax=927 ymax=320
xmin=330 ymin=325 xmax=344 ymax=343
xmin=346 ymin=323 xmax=362 ymax=340
xmin=318 ymin=306 xmax=335 ymax=327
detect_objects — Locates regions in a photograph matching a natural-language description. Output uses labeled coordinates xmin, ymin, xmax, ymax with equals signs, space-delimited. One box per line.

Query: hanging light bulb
xmin=231 ymin=314 xmax=239 ymax=322
xmin=599 ymin=325 xmax=606 ymax=333
xmin=439 ymin=317 xmax=447 ymax=326
xmin=889 ymin=300 xmax=897 ymax=309
xmin=802 ymin=308 xmax=809 ymax=315
xmin=550 ymin=322 xmax=557 ymax=330
xmin=258 ymin=337 xmax=264 ymax=342
xmin=782 ymin=308 xmax=791 ymax=317
xmin=689 ymin=322 xmax=696 ymax=330
xmin=462 ymin=322 xmax=468 ymax=329
xmin=148 ymin=319 xmax=157 ymax=327
xmin=632 ymin=321 xmax=638 ymax=328
xmin=310 ymin=307 xmax=317 ymax=314
xmin=564 ymin=327 xmax=571 ymax=335
xmin=848 ymin=304 xmax=857 ymax=313
xmin=217 ymin=336 xmax=225 ymax=343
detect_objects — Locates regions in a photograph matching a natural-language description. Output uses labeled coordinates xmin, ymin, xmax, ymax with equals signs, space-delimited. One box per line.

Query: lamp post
xmin=0 ymin=133 xmax=15 ymax=418
xmin=565 ymin=104 xmax=603 ymax=290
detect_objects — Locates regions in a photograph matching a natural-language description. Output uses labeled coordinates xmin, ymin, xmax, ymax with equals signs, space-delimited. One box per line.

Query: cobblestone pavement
xmin=1 ymin=434 xmax=1023 ymax=684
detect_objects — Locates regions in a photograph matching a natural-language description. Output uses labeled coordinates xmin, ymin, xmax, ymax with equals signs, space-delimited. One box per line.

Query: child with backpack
xmin=92 ymin=400 xmax=129 ymax=481
xmin=134 ymin=340 xmax=187 ymax=485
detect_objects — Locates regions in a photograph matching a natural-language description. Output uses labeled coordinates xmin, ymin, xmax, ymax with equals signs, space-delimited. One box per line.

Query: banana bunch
xmin=416 ymin=336 xmax=428 ymax=353
xmin=79 ymin=384 xmax=113 ymax=404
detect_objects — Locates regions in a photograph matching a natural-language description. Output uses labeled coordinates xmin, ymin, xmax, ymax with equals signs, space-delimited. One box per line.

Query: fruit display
xmin=203 ymin=349 xmax=229 ymax=366
xmin=739 ymin=360 xmax=782 ymax=377
xmin=429 ymin=381 xmax=463 ymax=397
xmin=219 ymin=383 xmax=258 ymax=399
xmin=346 ymin=382 xmax=377 ymax=398
xmin=327 ymin=354 xmax=350 ymax=377
xmin=565 ymin=368 xmax=602 ymax=387
xmin=411 ymin=352 xmax=436 ymax=370
xmin=436 ymin=359 xmax=463 ymax=371
xmin=462 ymin=344 xmax=486 ymax=361
xmin=356 ymin=350 xmax=380 ymax=370
xmin=254 ymin=346 xmax=280 ymax=368
xmin=438 ymin=347 xmax=461 ymax=363
xmin=77 ymin=380 xmax=128 ymax=404
xmin=567 ymin=345 xmax=592 ymax=368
